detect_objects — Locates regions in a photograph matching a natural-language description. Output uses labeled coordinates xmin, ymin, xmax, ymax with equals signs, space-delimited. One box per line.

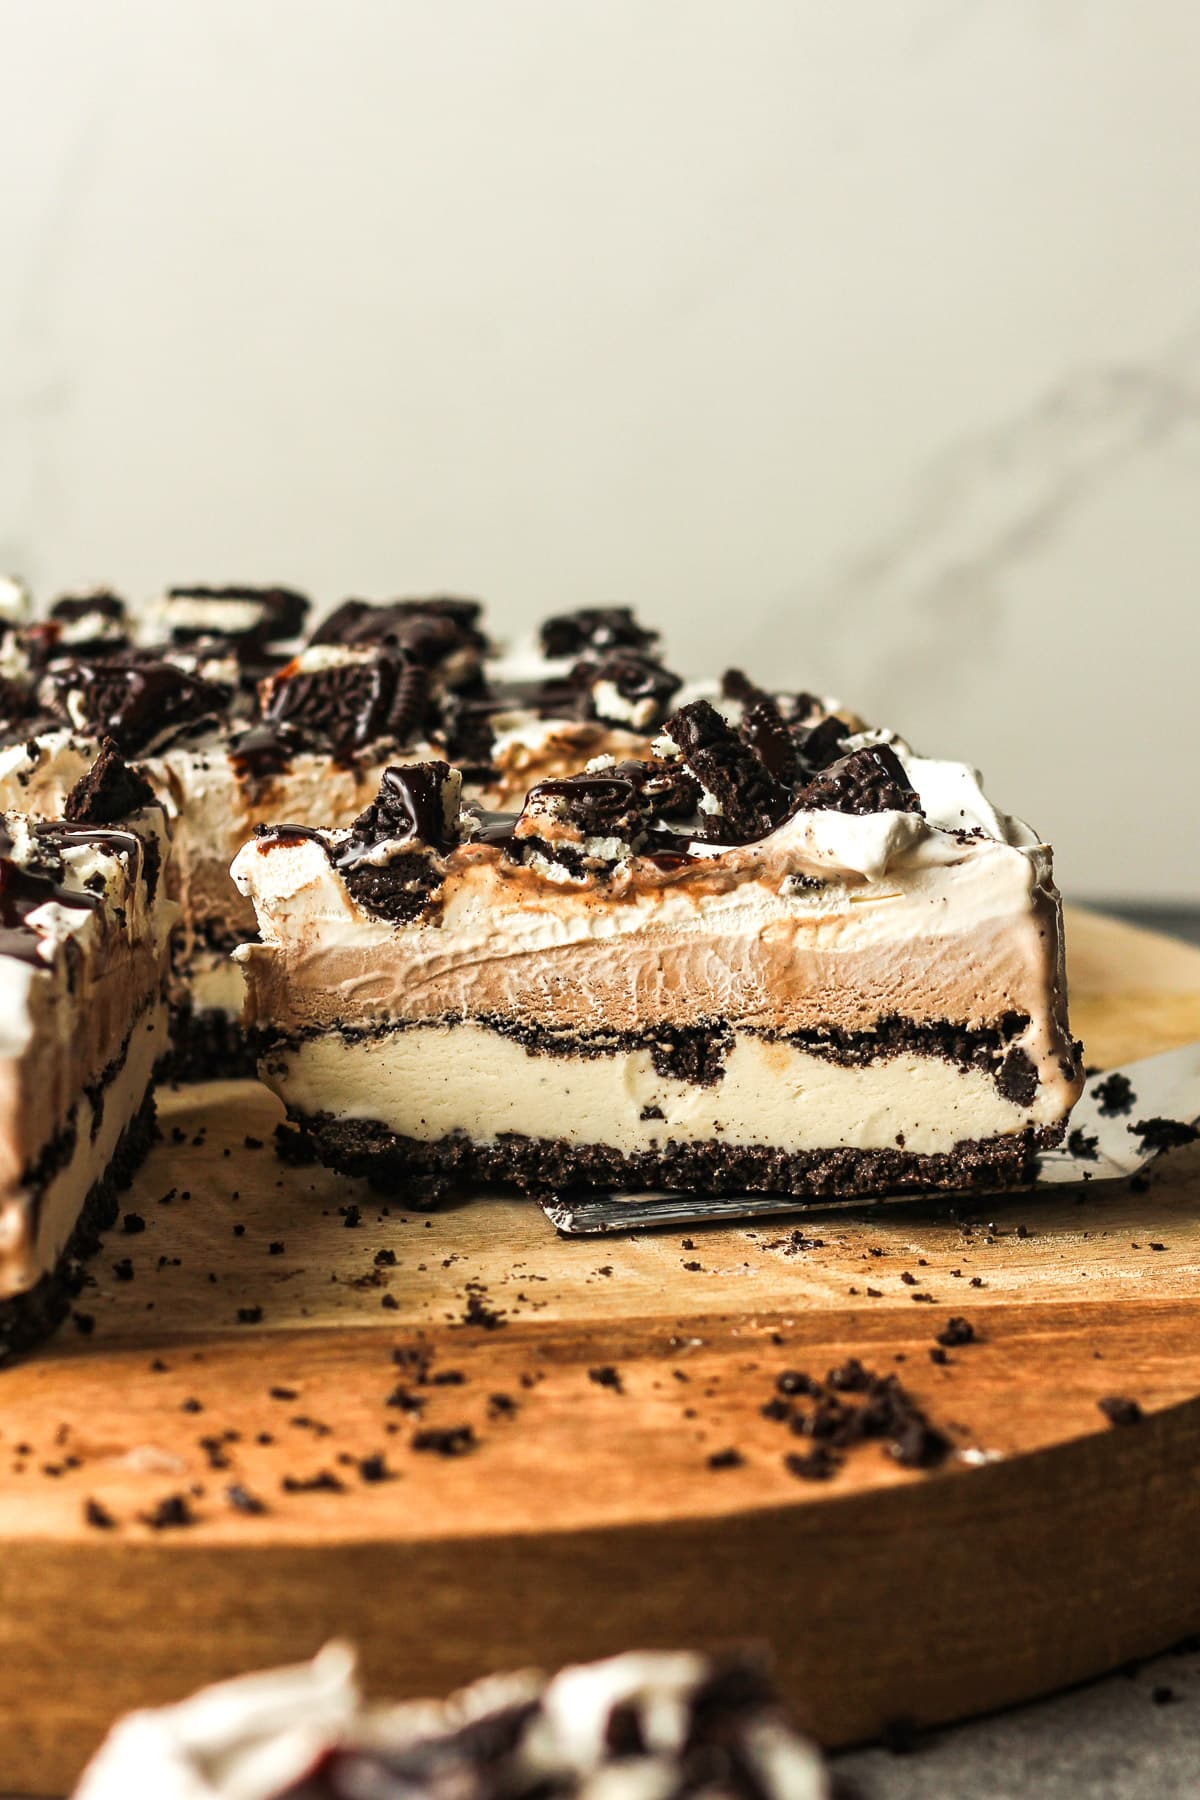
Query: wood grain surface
xmin=1 ymin=906 xmax=1198 ymax=1795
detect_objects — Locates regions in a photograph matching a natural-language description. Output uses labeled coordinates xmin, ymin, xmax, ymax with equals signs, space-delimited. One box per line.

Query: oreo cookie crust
xmin=285 ymin=1110 xmax=1060 ymax=1203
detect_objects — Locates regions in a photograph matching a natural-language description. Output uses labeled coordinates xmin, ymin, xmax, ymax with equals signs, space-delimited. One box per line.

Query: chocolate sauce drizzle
xmin=0 ymin=817 xmax=120 ymax=965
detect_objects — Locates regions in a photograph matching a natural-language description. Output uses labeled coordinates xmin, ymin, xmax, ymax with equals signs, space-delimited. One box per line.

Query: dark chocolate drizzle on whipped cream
xmin=0 ymin=817 xmax=103 ymax=964
xmin=343 ymin=762 xmax=458 ymax=853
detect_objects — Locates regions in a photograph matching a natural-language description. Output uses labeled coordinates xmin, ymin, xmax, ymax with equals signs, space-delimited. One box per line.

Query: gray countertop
xmin=837 ymin=1645 xmax=1200 ymax=1797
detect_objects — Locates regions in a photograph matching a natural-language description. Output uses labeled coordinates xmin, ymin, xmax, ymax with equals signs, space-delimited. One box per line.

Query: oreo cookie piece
xmin=330 ymin=767 xmax=454 ymax=924
xmin=63 ymin=739 xmax=158 ymax=825
xmin=333 ymin=762 xmax=464 ymax=924
xmin=335 ymin=846 xmax=448 ymax=925
xmin=795 ymin=743 xmax=922 ymax=816
xmin=512 ymin=770 xmax=652 ymax=877
xmin=539 ymin=605 xmax=658 ymax=659
xmin=0 ymin=674 xmax=37 ymax=737
xmin=660 ymin=697 xmax=730 ymax=761
xmin=739 ymin=695 xmax=800 ymax=781
xmin=40 ymin=655 xmax=227 ymax=755
xmin=573 ymin=651 xmax=682 ymax=732
xmin=259 ymin=651 xmax=431 ymax=759
xmin=348 ymin=762 xmax=461 ymax=853
xmin=48 ymin=591 xmax=130 ymax=657
xmin=160 ymin=584 xmax=310 ymax=644
xmin=660 ymin=698 xmax=793 ymax=844
xmin=794 ymin=713 xmax=851 ymax=774
xmin=610 ymin=757 xmax=701 ymax=821
xmin=310 ymin=598 xmax=486 ymax=675
xmin=722 ymin=667 xmax=823 ymax=723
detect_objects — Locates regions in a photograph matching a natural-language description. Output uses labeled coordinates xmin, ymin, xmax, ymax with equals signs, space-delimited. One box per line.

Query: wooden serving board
xmin=2 ymin=907 xmax=1199 ymax=1796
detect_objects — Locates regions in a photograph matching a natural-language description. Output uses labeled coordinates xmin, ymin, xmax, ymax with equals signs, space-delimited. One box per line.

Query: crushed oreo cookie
xmin=1098 ymin=1395 xmax=1143 ymax=1427
xmin=40 ymin=656 xmax=226 ymax=755
xmin=333 ymin=762 xmax=461 ymax=922
xmin=763 ymin=1357 xmax=950 ymax=1474
xmin=539 ymin=605 xmax=658 ymax=659
xmin=614 ymin=757 xmax=701 ymax=820
xmin=259 ymin=651 xmax=431 ymax=759
xmin=63 ymin=739 xmax=158 ymax=825
xmin=996 ymin=1047 xmax=1039 ymax=1109
xmin=1093 ymin=1071 xmax=1135 ymax=1117
xmin=792 ymin=713 xmax=852 ymax=775
xmin=739 ymin=694 xmax=801 ymax=781
xmin=1128 ymin=1116 xmax=1198 ymax=1156
xmin=794 ymin=742 xmax=922 ymax=816
xmin=572 ymin=650 xmax=681 ymax=732
xmin=511 ymin=770 xmax=653 ymax=877
xmin=661 ymin=698 xmax=792 ymax=843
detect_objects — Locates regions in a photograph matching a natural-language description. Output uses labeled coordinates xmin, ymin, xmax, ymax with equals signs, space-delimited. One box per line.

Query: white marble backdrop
xmin=2 ymin=0 xmax=1198 ymax=897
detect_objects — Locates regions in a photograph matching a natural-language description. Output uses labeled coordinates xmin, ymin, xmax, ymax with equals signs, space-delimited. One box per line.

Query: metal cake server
xmin=540 ymin=1041 xmax=1200 ymax=1235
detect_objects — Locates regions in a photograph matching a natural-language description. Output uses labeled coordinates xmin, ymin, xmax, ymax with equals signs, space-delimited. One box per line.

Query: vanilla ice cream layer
xmin=268 ymin=1023 xmax=1059 ymax=1158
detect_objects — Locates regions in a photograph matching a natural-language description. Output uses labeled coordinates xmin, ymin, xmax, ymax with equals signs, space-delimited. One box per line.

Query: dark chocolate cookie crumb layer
xmin=258 ymin=1007 xmax=1041 ymax=1099
xmin=287 ymin=1111 xmax=1061 ymax=1202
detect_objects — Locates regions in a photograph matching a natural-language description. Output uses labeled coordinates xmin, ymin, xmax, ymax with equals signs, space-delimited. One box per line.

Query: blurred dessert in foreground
xmin=74 ymin=1643 xmax=828 ymax=1799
